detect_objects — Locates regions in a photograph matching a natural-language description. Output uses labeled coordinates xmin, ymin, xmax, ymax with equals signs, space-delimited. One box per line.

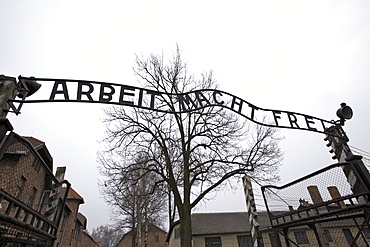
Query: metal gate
xmin=261 ymin=162 xmax=370 ymax=247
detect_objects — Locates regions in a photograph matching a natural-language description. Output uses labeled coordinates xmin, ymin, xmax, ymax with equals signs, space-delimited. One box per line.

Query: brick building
xmin=54 ymin=187 xmax=91 ymax=247
xmin=81 ymin=231 xmax=101 ymax=247
xmin=54 ymin=187 xmax=99 ymax=247
xmin=0 ymin=134 xmax=98 ymax=246
xmin=167 ymin=212 xmax=267 ymax=247
xmin=167 ymin=212 xmax=370 ymax=247
xmin=116 ymin=223 xmax=168 ymax=247
xmin=0 ymin=136 xmax=53 ymax=216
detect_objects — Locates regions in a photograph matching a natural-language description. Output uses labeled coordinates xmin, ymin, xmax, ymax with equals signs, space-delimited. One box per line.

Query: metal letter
xmin=287 ymin=112 xmax=299 ymax=128
xmin=178 ymin=93 xmax=197 ymax=111
xmin=231 ymin=96 xmax=243 ymax=113
xmin=195 ymin=91 xmax=210 ymax=107
xmin=212 ymin=91 xmax=224 ymax=105
xmin=272 ymin=111 xmax=281 ymax=126
xmin=50 ymin=80 xmax=69 ymax=100
xmin=77 ymin=82 xmax=94 ymax=101
xmin=146 ymin=90 xmax=161 ymax=109
xmin=99 ymin=83 xmax=115 ymax=102
xmin=304 ymin=115 xmax=317 ymax=131
xmin=248 ymin=103 xmax=259 ymax=121
xmin=119 ymin=85 xmax=135 ymax=105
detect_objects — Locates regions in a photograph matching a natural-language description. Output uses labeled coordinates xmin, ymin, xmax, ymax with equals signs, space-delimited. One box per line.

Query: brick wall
xmin=53 ymin=188 xmax=85 ymax=247
xmin=81 ymin=231 xmax=99 ymax=247
xmin=0 ymin=141 xmax=50 ymax=219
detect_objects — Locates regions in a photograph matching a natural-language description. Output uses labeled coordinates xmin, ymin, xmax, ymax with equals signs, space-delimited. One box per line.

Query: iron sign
xmin=10 ymin=76 xmax=336 ymax=136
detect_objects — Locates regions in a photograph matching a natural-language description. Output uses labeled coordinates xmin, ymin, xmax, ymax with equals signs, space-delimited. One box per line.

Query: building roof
xmin=23 ymin=136 xmax=45 ymax=148
xmin=24 ymin=136 xmax=53 ymax=169
xmin=191 ymin=212 xmax=270 ymax=235
xmin=68 ymin=187 xmax=84 ymax=200
xmin=168 ymin=212 xmax=271 ymax=240
xmin=3 ymin=135 xmax=53 ymax=170
xmin=61 ymin=187 xmax=85 ymax=203
xmin=117 ymin=223 xmax=167 ymax=245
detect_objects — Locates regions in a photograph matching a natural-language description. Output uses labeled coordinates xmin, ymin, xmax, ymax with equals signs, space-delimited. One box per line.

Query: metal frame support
xmin=0 ymin=117 xmax=13 ymax=142
xmin=0 ymin=75 xmax=18 ymax=116
xmin=325 ymin=124 xmax=370 ymax=196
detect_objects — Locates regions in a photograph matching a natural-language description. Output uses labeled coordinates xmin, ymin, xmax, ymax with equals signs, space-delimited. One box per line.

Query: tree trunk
xmin=180 ymin=205 xmax=192 ymax=247
xmin=131 ymin=228 xmax=137 ymax=247
xmin=181 ymin=154 xmax=192 ymax=247
xmin=144 ymin=223 xmax=148 ymax=247
xmin=137 ymin=222 xmax=142 ymax=247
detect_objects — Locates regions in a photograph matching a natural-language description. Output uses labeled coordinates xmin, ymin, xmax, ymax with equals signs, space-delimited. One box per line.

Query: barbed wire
xmin=349 ymin=145 xmax=370 ymax=168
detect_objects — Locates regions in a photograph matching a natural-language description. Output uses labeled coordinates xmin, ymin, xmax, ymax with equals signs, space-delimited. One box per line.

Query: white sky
xmin=2 ymin=0 xmax=370 ymax=232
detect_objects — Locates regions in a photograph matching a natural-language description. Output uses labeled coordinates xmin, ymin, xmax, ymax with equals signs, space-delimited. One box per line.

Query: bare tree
xmin=99 ymin=155 xmax=167 ymax=247
xmin=91 ymin=224 xmax=123 ymax=247
xmin=99 ymin=47 xmax=283 ymax=247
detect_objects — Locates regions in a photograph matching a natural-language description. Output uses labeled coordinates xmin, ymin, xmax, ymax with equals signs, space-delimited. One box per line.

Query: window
xmin=14 ymin=176 xmax=27 ymax=197
xmin=324 ymin=230 xmax=333 ymax=242
xmin=155 ymin=235 xmax=159 ymax=242
xmin=237 ymin=235 xmax=253 ymax=247
xmin=343 ymin=229 xmax=358 ymax=247
xmin=205 ymin=236 xmax=222 ymax=247
xmin=294 ymin=231 xmax=309 ymax=244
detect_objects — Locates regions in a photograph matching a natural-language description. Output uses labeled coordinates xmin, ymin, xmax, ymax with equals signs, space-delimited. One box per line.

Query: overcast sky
xmin=1 ymin=1 xmax=370 ymax=232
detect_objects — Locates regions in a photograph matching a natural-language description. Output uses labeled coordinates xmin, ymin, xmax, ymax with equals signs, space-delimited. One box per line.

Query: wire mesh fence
xmin=263 ymin=164 xmax=358 ymax=214
xmin=261 ymin=162 xmax=370 ymax=247
xmin=259 ymin=216 xmax=370 ymax=247
xmin=0 ymin=132 xmax=68 ymax=246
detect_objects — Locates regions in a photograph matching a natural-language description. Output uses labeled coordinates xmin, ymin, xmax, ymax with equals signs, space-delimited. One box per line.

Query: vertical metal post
xmin=261 ymin=185 xmax=283 ymax=247
xmin=272 ymin=228 xmax=283 ymax=247
xmin=243 ymin=175 xmax=260 ymax=247
xmin=308 ymin=223 xmax=329 ymax=247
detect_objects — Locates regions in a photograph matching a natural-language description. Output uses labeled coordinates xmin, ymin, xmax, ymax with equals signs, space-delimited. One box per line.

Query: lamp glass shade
xmin=336 ymin=105 xmax=353 ymax=120
xmin=17 ymin=79 xmax=41 ymax=98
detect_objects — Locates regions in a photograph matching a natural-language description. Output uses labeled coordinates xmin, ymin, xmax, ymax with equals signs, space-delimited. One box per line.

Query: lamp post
xmin=0 ymin=75 xmax=18 ymax=117
xmin=0 ymin=75 xmax=17 ymax=142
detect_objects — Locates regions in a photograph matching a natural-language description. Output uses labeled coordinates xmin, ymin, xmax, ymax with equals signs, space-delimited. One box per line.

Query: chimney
xmin=307 ymin=185 xmax=329 ymax=212
xmin=307 ymin=185 xmax=324 ymax=204
xmin=327 ymin=186 xmax=346 ymax=208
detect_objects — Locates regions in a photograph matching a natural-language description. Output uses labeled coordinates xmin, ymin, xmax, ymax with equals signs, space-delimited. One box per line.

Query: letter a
xmin=50 ymin=80 xmax=69 ymax=100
